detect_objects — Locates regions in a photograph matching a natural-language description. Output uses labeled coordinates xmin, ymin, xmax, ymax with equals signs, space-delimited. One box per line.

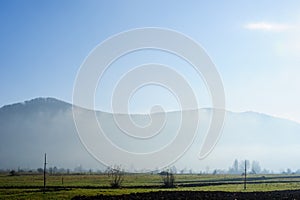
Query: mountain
xmin=0 ymin=98 xmax=99 ymax=170
xmin=1 ymin=97 xmax=300 ymax=172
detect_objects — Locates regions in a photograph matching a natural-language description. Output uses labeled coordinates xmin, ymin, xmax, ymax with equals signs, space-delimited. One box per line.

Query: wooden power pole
xmin=43 ymin=153 xmax=47 ymax=193
xmin=244 ymin=160 xmax=247 ymax=190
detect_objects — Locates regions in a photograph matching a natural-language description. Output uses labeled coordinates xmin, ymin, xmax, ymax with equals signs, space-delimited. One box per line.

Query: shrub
xmin=160 ymin=170 xmax=175 ymax=188
xmin=107 ymin=165 xmax=124 ymax=188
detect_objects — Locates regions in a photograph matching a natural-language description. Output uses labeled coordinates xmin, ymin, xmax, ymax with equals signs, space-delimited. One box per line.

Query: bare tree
xmin=107 ymin=165 xmax=124 ymax=188
xmin=251 ymin=160 xmax=261 ymax=174
xmin=160 ymin=169 xmax=175 ymax=188
xmin=233 ymin=159 xmax=239 ymax=173
xmin=228 ymin=159 xmax=240 ymax=174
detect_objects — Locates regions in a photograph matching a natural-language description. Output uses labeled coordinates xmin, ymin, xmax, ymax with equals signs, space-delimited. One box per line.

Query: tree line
xmin=3 ymin=159 xmax=300 ymax=175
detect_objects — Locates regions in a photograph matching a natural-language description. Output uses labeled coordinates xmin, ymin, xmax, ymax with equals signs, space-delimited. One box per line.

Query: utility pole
xmin=244 ymin=160 xmax=247 ymax=190
xmin=43 ymin=153 xmax=47 ymax=193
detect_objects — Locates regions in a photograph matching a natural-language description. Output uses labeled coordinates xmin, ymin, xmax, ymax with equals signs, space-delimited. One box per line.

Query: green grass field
xmin=1 ymin=173 xmax=300 ymax=199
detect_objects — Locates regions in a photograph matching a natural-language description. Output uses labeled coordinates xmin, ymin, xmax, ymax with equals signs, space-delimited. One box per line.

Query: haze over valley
xmin=1 ymin=97 xmax=300 ymax=173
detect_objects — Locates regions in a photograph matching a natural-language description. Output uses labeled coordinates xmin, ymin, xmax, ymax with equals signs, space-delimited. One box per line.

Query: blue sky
xmin=1 ymin=1 xmax=300 ymax=122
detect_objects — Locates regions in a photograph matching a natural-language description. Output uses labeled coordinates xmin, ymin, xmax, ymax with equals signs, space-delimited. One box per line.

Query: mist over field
xmin=2 ymin=1 xmax=300 ymax=199
xmin=1 ymin=97 xmax=300 ymax=173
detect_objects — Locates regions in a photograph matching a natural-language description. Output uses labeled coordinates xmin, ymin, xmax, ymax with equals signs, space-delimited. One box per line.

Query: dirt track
xmin=72 ymin=190 xmax=300 ymax=200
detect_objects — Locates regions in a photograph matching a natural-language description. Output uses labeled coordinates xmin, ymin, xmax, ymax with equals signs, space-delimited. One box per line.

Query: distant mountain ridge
xmin=1 ymin=97 xmax=293 ymax=123
xmin=1 ymin=97 xmax=300 ymax=172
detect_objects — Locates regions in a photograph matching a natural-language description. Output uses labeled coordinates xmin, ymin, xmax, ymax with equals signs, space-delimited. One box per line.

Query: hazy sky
xmin=1 ymin=1 xmax=300 ymax=122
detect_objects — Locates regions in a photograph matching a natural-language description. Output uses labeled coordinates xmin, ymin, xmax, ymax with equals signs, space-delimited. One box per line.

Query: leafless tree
xmin=107 ymin=165 xmax=124 ymax=188
xmin=160 ymin=169 xmax=175 ymax=188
